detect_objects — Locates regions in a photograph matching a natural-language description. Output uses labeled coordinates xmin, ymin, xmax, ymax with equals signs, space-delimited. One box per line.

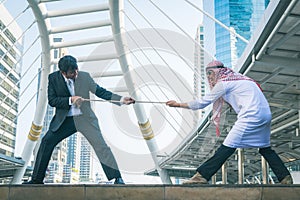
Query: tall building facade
xmin=79 ymin=136 xmax=94 ymax=182
xmin=63 ymin=133 xmax=81 ymax=183
xmin=193 ymin=24 xmax=206 ymax=126
xmin=0 ymin=5 xmax=23 ymax=157
xmin=204 ymin=0 xmax=269 ymax=68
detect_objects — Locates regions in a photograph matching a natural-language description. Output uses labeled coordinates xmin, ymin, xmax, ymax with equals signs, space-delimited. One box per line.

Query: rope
xmin=83 ymin=99 xmax=167 ymax=104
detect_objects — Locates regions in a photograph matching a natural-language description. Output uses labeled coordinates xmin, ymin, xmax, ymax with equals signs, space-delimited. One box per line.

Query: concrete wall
xmin=0 ymin=184 xmax=300 ymax=200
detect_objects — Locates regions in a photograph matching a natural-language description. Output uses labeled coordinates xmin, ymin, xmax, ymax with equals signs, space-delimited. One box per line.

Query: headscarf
xmin=206 ymin=60 xmax=262 ymax=136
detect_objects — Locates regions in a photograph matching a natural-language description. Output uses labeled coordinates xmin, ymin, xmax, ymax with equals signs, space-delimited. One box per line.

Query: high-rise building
xmin=203 ymin=0 xmax=269 ymax=68
xmin=79 ymin=136 xmax=94 ymax=182
xmin=193 ymin=24 xmax=206 ymax=126
xmin=0 ymin=4 xmax=23 ymax=157
xmin=36 ymin=37 xmax=68 ymax=183
xmin=63 ymin=133 xmax=81 ymax=183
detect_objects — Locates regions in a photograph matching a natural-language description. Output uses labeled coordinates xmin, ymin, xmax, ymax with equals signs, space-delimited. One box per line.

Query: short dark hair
xmin=58 ymin=55 xmax=78 ymax=72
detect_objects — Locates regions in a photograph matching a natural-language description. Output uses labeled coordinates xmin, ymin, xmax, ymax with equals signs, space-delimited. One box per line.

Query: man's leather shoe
xmin=22 ymin=180 xmax=44 ymax=184
xmin=182 ymin=172 xmax=208 ymax=185
xmin=281 ymin=175 xmax=293 ymax=184
xmin=114 ymin=177 xmax=125 ymax=184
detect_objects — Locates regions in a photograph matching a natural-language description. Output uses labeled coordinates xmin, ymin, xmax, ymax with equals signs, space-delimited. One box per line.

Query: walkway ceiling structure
xmin=0 ymin=154 xmax=32 ymax=179
xmin=146 ymin=0 xmax=300 ymax=184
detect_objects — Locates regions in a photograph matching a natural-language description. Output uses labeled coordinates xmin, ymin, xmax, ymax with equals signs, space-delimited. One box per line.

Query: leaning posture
xmin=166 ymin=60 xmax=293 ymax=184
xmin=24 ymin=55 xmax=135 ymax=184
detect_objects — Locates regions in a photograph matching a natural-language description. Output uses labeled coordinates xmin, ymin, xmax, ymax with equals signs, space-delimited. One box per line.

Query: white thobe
xmin=188 ymin=80 xmax=271 ymax=148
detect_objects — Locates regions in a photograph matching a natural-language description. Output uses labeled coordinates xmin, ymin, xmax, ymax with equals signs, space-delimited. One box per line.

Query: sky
xmin=3 ymin=0 xmax=204 ymax=184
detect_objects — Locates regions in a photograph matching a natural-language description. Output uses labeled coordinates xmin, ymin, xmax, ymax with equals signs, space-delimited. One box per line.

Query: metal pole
xmin=109 ymin=0 xmax=171 ymax=184
xmin=211 ymin=174 xmax=216 ymax=184
xmin=238 ymin=148 xmax=244 ymax=184
xmin=298 ymin=110 xmax=300 ymax=136
xmin=222 ymin=162 xmax=227 ymax=184
xmin=261 ymin=156 xmax=269 ymax=184
xmin=11 ymin=0 xmax=52 ymax=184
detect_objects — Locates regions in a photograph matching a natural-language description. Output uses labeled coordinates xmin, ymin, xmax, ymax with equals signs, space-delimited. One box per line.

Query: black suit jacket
xmin=48 ymin=71 xmax=122 ymax=132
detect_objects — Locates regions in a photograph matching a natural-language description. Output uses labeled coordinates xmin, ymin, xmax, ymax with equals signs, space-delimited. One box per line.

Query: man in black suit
xmin=24 ymin=55 xmax=135 ymax=184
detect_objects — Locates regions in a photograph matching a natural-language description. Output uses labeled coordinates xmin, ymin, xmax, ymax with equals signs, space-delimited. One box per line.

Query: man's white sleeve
xmin=187 ymin=82 xmax=226 ymax=110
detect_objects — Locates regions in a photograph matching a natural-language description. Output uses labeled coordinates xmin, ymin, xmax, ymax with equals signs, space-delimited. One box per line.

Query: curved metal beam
xmin=109 ymin=0 xmax=171 ymax=184
xmin=12 ymin=0 xmax=52 ymax=184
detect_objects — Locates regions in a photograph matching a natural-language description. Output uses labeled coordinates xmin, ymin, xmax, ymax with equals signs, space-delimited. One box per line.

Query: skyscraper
xmin=63 ymin=133 xmax=81 ymax=183
xmin=204 ymin=0 xmax=269 ymax=68
xmin=79 ymin=135 xmax=94 ymax=182
xmin=193 ymin=24 xmax=206 ymax=126
xmin=0 ymin=4 xmax=23 ymax=157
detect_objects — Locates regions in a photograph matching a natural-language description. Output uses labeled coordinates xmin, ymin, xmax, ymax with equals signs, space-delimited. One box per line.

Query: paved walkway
xmin=1 ymin=184 xmax=299 ymax=200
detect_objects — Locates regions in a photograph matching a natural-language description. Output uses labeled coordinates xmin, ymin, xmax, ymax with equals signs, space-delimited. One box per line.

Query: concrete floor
xmin=1 ymin=184 xmax=300 ymax=200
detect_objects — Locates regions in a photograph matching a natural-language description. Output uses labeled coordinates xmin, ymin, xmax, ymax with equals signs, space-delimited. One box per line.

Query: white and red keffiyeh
xmin=206 ymin=61 xmax=262 ymax=136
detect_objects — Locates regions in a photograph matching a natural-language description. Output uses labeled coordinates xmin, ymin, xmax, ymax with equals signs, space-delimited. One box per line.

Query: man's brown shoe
xmin=182 ymin=172 xmax=208 ymax=185
xmin=281 ymin=175 xmax=293 ymax=184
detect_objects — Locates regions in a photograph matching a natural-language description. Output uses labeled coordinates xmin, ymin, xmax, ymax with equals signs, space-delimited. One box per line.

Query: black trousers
xmin=32 ymin=116 xmax=121 ymax=182
xmin=197 ymin=144 xmax=291 ymax=182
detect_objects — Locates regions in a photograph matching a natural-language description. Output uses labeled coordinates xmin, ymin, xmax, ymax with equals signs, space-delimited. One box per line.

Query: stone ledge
xmin=0 ymin=184 xmax=299 ymax=200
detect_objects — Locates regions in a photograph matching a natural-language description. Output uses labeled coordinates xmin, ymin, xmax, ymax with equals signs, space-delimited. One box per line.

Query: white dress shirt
xmin=63 ymin=76 xmax=82 ymax=116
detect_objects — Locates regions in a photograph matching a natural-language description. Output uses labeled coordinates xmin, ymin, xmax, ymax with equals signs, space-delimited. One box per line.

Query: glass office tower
xmin=213 ymin=0 xmax=269 ymax=68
